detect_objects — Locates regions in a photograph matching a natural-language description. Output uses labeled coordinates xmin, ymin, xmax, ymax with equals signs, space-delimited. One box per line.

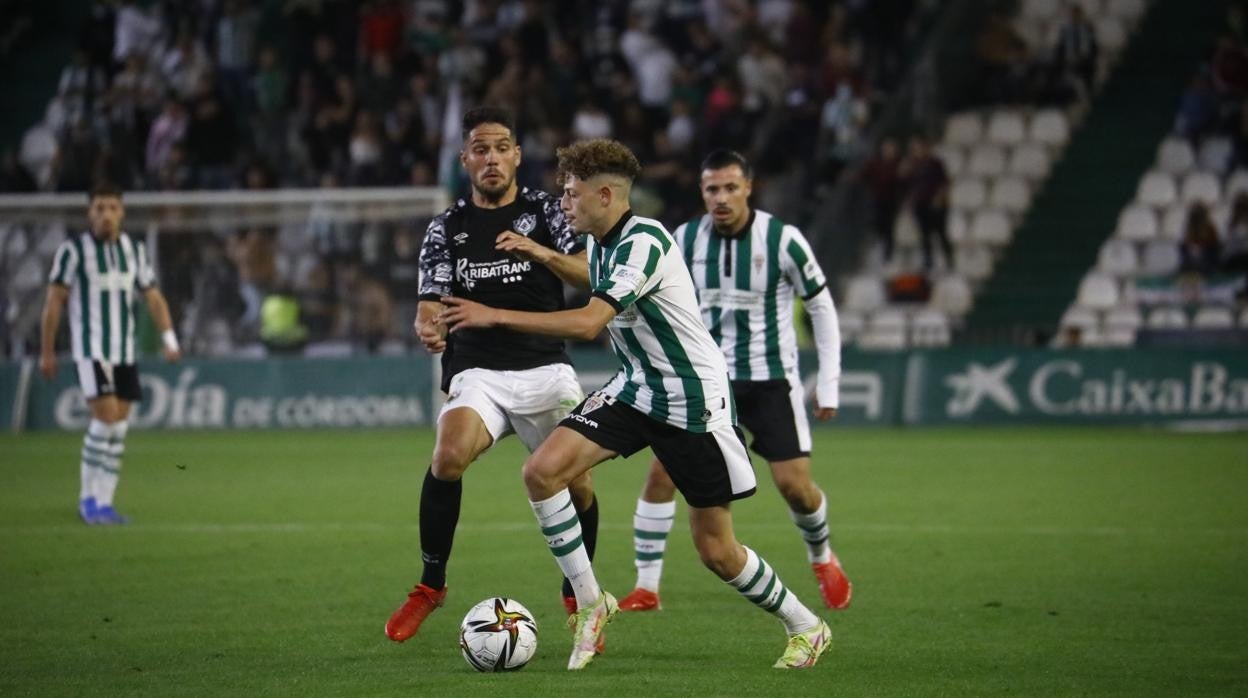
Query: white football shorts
xmin=439 ymin=363 xmax=584 ymax=451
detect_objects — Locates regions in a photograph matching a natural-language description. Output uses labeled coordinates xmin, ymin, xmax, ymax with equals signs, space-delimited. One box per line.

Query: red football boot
xmin=618 ymin=587 xmax=661 ymax=611
xmin=385 ymin=584 xmax=447 ymax=642
xmin=812 ymin=556 xmax=852 ymax=610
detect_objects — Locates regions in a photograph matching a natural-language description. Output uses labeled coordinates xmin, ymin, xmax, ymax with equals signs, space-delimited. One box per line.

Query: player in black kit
xmin=386 ymin=107 xmax=600 ymax=644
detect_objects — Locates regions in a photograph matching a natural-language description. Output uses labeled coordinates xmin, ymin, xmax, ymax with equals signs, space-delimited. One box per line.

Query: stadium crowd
xmin=5 ymin=0 xmax=933 ymax=354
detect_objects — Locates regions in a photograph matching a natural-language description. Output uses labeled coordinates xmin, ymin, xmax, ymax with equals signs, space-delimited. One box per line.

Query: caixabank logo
xmin=941 ymin=356 xmax=1248 ymax=420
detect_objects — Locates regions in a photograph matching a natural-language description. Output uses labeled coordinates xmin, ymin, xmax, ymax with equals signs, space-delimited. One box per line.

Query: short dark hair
xmin=88 ymin=181 xmax=124 ymax=203
xmin=701 ymin=149 xmax=753 ymax=179
xmin=556 ymin=139 xmax=642 ymax=184
xmin=461 ymin=106 xmax=515 ymax=141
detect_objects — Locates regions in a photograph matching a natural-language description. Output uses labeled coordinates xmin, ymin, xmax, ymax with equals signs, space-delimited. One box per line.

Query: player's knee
xmin=521 ymin=456 xmax=562 ymax=499
xmin=430 ymin=443 xmax=474 ymax=480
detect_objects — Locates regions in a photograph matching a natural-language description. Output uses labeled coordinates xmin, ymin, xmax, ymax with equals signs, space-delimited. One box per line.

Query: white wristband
xmin=161 ymin=329 xmax=181 ymax=352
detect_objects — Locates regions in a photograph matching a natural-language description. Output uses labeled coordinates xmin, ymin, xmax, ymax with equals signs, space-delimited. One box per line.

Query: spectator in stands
xmin=1050 ymin=3 xmax=1098 ymax=104
xmin=226 ymin=227 xmax=278 ymax=338
xmin=901 ymin=135 xmax=952 ymax=272
xmin=1175 ymin=72 xmax=1219 ymax=142
xmin=1222 ymin=192 xmax=1248 ymax=273
xmin=861 ymin=137 xmax=903 ymax=264
xmin=974 ymin=9 xmax=1031 ymax=105
xmin=1178 ymin=202 xmax=1224 ymax=278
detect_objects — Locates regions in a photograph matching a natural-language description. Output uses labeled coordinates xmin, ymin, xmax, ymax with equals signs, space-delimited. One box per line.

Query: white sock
xmin=790 ymin=491 xmax=832 ymax=564
xmin=531 ymin=489 xmax=600 ymax=608
xmin=634 ymin=498 xmax=676 ymax=592
xmin=94 ymin=421 xmax=127 ymax=507
xmin=727 ymin=546 xmax=819 ymax=634
xmin=80 ymin=419 xmax=111 ymax=501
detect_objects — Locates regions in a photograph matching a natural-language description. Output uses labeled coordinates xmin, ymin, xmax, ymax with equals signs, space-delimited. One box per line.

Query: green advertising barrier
xmin=911 ymin=348 xmax=1248 ymax=425
xmin=6 ymin=348 xmax=1246 ymax=431
xmin=18 ymin=356 xmax=437 ymax=431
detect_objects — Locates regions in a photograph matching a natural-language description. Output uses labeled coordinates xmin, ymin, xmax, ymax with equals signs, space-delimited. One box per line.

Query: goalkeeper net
xmin=0 ymin=187 xmax=450 ymax=359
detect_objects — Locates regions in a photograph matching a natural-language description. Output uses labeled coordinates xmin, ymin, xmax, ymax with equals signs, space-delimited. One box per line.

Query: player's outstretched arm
xmin=495 ymin=231 xmax=590 ymax=289
xmin=142 ymin=287 xmax=182 ymax=362
xmin=415 ymin=300 xmax=448 ymax=353
xmin=440 ymin=295 xmax=615 ymax=341
xmin=39 ymin=284 xmax=69 ymax=378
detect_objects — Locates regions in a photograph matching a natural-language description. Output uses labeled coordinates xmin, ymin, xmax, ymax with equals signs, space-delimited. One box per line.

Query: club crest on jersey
xmin=581 ymin=393 xmax=607 ymax=414
xmin=513 ymin=213 xmax=538 ymax=236
xmin=753 ymin=255 xmax=765 ymax=273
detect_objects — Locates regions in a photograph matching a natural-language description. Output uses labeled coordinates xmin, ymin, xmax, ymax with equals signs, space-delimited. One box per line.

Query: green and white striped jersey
xmin=674 ymin=210 xmax=826 ymax=381
xmin=589 ymin=212 xmax=734 ymax=433
xmin=48 ymin=231 xmax=157 ymax=364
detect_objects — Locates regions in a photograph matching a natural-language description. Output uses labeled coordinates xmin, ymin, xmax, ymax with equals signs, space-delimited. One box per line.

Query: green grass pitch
xmin=1 ymin=427 xmax=1246 ymax=696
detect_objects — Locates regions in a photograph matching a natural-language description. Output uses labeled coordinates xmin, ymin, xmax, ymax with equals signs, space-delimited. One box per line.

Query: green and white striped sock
xmin=80 ymin=419 xmax=111 ymax=501
xmin=531 ymin=489 xmax=599 ymax=608
xmin=727 ymin=546 xmax=818 ymax=634
xmin=634 ymin=498 xmax=675 ymax=592
xmin=790 ymin=491 xmax=832 ymax=564
xmin=95 ymin=421 xmax=127 ymax=507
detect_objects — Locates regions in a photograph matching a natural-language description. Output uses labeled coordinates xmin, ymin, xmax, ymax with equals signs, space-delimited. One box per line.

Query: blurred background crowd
xmin=2 ymin=0 xmax=1246 ymax=357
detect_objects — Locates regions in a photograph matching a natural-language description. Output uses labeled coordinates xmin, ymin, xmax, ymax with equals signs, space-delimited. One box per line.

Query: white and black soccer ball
xmin=459 ymin=597 xmax=539 ymax=671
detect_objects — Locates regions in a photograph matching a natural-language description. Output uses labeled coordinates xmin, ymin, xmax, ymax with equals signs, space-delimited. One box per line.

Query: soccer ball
xmin=459 ymin=597 xmax=539 ymax=671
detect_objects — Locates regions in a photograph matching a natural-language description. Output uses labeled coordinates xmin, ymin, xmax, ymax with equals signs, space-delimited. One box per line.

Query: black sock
xmin=419 ymin=467 xmax=462 ymax=590
xmin=562 ymin=495 xmax=599 ymax=598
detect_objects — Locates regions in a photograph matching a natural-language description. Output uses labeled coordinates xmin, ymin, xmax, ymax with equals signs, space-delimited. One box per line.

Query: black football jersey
xmin=417 ymin=187 xmax=584 ymax=390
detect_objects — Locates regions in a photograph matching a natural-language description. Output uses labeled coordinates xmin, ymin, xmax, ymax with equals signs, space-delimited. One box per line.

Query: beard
xmin=474 ymin=172 xmax=514 ymax=203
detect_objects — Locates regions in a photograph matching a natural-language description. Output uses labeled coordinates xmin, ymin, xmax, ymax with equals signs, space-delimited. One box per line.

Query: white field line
xmin=1 ymin=522 xmax=1246 ymax=537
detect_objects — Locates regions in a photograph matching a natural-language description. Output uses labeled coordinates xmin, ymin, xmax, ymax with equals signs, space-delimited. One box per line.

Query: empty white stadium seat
xmin=892 ymin=210 xmax=920 ymax=250
xmin=1098 ymin=238 xmax=1139 ymax=276
xmin=950 ymin=177 xmax=988 ymax=210
xmin=987 ymin=111 xmax=1027 ymax=145
xmin=1116 ymin=204 xmax=1158 ymax=241
xmin=1106 ymin=0 xmax=1146 ymax=22
xmin=1096 ymin=16 xmax=1128 ymax=53
xmin=910 ymin=309 xmax=952 ymax=347
xmin=1061 ymin=306 xmax=1099 ymax=331
xmin=955 ymin=244 xmax=994 ymax=281
xmin=1158 ymin=204 xmax=1187 ymax=241
xmin=1076 ymin=273 xmax=1120 ymax=309
xmin=1008 ymin=143 xmax=1052 ymax=180
xmin=1179 ymin=171 xmax=1221 ymax=206
xmin=1226 ymin=169 xmax=1248 ymax=199
xmin=1141 ymin=240 xmax=1180 ymax=275
xmin=969 ymin=209 xmax=1012 ymax=246
xmin=931 ymin=275 xmax=973 ymax=316
xmin=935 ymin=144 xmax=966 ymax=176
xmin=837 ymin=312 xmax=865 ymax=344
xmin=989 ymin=177 xmax=1031 ymax=213
xmin=1029 ymin=109 xmax=1070 ymax=147
xmin=1023 ymin=0 xmax=1062 ymax=20
xmin=844 ymin=274 xmax=887 ymax=313
xmin=947 ymin=209 xmax=970 ymax=243
xmin=1192 ymin=306 xmax=1234 ymax=329
xmin=1146 ymin=306 xmax=1188 ymax=329
xmin=1104 ymin=306 xmax=1143 ymax=331
xmin=1156 ymin=137 xmax=1195 ymax=175
xmin=1197 ymin=136 xmax=1233 ymax=175
xmin=1136 ymin=170 xmax=1177 ymax=207
xmin=859 ymin=309 xmax=909 ymax=350
xmin=968 ymin=144 xmax=1008 ymax=177
xmin=943 ymin=112 xmax=984 ymax=146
